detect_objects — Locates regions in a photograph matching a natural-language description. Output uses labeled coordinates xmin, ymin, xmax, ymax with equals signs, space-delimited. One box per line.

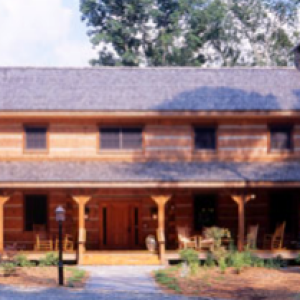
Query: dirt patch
xmin=156 ymin=267 xmax=300 ymax=300
xmin=0 ymin=267 xmax=87 ymax=289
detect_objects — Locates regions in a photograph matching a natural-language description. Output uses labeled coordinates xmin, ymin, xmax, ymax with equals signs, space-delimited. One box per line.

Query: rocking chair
xmin=263 ymin=222 xmax=286 ymax=250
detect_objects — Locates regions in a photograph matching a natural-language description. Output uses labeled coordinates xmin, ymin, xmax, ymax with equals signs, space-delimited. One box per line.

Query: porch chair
xmin=55 ymin=234 xmax=74 ymax=251
xmin=177 ymin=226 xmax=197 ymax=249
xmin=33 ymin=225 xmax=53 ymax=251
xmin=246 ymin=225 xmax=259 ymax=249
xmin=263 ymin=222 xmax=286 ymax=250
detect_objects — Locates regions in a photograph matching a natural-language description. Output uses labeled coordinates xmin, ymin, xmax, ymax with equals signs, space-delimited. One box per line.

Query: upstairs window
xmin=25 ymin=126 xmax=47 ymax=150
xmin=100 ymin=127 xmax=143 ymax=150
xmin=194 ymin=127 xmax=216 ymax=150
xmin=270 ymin=125 xmax=293 ymax=151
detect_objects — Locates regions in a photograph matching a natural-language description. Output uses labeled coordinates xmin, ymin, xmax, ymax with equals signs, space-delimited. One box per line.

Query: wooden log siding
xmin=218 ymin=125 xmax=268 ymax=154
xmin=144 ymin=125 xmax=192 ymax=160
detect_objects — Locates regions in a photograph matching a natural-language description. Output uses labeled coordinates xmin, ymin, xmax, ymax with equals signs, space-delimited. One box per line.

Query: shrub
xmin=179 ymin=249 xmax=199 ymax=275
xmin=204 ymin=252 xmax=215 ymax=268
xmin=67 ymin=268 xmax=86 ymax=288
xmin=14 ymin=254 xmax=34 ymax=267
xmin=39 ymin=252 xmax=59 ymax=266
xmin=0 ymin=262 xmax=17 ymax=276
xmin=154 ymin=269 xmax=181 ymax=293
xmin=229 ymin=252 xmax=247 ymax=274
xmin=218 ymin=257 xmax=227 ymax=274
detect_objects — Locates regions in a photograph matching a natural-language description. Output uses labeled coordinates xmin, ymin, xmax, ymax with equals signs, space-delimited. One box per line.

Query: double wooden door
xmin=99 ymin=201 xmax=141 ymax=250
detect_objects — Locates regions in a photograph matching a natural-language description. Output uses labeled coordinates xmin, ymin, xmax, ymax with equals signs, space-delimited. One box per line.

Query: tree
xmin=80 ymin=0 xmax=300 ymax=67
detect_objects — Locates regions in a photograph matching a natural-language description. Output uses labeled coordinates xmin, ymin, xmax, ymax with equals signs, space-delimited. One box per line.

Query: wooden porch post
xmin=151 ymin=195 xmax=171 ymax=264
xmin=231 ymin=193 xmax=254 ymax=252
xmin=0 ymin=196 xmax=10 ymax=252
xmin=72 ymin=195 xmax=92 ymax=265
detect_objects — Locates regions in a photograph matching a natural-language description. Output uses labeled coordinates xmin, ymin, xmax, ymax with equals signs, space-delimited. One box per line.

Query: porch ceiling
xmin=0 ymin=161 xmax=300 ymax=188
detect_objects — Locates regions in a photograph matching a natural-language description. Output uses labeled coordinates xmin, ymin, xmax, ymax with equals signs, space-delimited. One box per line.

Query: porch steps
xmin=82 ymin=252 xmax=161 ymax=265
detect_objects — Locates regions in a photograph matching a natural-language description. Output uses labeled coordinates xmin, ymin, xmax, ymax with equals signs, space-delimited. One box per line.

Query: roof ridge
xmin=0 ymin=66 xmax=296 ymax=71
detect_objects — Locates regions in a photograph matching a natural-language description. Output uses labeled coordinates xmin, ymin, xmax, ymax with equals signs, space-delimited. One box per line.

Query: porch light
xmin=150 ymin=207 xmax=158 ymax=220
xmin=250 ymin=194 xmax=256 ymax=200
xmin=55 ymin=206 xmax=65 ymax=286
xmin=85 ymin=206 xmax=90 ymax=220
xmin=55 ymin=206 xmax=66 ymax=222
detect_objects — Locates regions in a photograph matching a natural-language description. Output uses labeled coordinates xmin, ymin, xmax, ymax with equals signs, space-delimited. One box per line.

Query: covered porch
xmin=0 ymin=186 xmax=299 ymax=265
xmin=0 ymin=161 xmax=300 ymax=264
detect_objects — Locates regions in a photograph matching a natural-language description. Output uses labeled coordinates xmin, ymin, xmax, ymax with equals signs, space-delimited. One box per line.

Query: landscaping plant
xmin=179 ymin=249 xmax=199 ymax=275
xmin=66 ymin=268 xmax=86 ymax=288
xmin=39 ymin=252 xmax=59 ymax=266
xmin=14 ymin=254 xmax=34 ymax=267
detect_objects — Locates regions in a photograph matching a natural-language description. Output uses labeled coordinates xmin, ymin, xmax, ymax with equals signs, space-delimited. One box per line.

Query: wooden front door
xmin=99 ymin=202 xmax=141 ymax=250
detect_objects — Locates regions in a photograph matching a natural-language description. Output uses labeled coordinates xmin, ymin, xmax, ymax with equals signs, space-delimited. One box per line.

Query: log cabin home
xmin=0 ymin=49 xmax=300 ymax=265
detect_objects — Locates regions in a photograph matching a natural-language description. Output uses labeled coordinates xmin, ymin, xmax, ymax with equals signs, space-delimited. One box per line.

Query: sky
xmin=0 ymin=0 xmax=97 ymax=66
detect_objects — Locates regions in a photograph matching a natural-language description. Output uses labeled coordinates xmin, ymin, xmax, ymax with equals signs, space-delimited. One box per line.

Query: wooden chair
xmin=177 ymin=227 xmax=197 ymax=249
xmin=246 ymin=225 xmax=259 ymax=249
xmin=263 ymin=222 xmax=286 ymax=250
xmin=33 ymin=225 xmax=53 ymax=251
xmin=55 ymin=234 xmax=74 ymax=251
xmin=34 ymin=233 xmax=53 ymax=251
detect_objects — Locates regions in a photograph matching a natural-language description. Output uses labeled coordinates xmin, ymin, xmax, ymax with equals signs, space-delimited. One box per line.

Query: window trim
xmin=268 ymin=124 xmax=294 ymax=153
xmin=98 ymin=125 xmax=145 ymax=153
xmin=193 ymin=125 xmax=218 ymax=152
xmin=23 ymin=124 xmax=49 ymax=154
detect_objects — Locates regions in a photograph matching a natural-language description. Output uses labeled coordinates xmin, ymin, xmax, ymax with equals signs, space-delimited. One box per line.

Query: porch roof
xmin=0 ymin=161 xmax=300 ymax=187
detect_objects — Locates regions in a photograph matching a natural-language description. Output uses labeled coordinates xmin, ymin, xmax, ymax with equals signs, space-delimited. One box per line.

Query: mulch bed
xmin=0 ymin=267 xmax=87 ymax=289
xmin=158 ymin=267 xmax=300 ymax=300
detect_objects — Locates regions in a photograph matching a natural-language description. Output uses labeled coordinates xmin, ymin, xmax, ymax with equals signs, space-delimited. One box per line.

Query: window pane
xmin=25 ymin=127 xmax=47 ymax=150
xmin=122 ymin=128 xmax=142 ymax=149
xmin=195 ymin=127 xmax=216 ymax=150
xmin=25 ymin=195 xmax=47 ymax=231
xmin=100 ymin=128 xmax=120 ymax=149
xmin=270 ymin=126 xmax=292 ymax=150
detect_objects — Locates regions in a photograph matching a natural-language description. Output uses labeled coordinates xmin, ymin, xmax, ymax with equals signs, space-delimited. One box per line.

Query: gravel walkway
xmin=0 ymin=266 xmax=225 ymax=300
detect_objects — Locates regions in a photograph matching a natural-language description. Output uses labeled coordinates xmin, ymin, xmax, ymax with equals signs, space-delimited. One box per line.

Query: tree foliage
xmin=80 ymin=0 xmax=300 ymax=66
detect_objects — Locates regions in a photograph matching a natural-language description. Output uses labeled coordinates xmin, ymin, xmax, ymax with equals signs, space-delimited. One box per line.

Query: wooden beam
xmin=232 ymin=193 xmax=255 ymax=252
xmin=0 ymin=196 xmax=10 ymax=252
xmin=71 ymin=195 xmax=92 ymax=264
xmin=151 ymin=195 xmax=171 ymax=264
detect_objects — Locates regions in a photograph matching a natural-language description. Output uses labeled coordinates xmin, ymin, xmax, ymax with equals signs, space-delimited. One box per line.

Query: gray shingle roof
xmin=0 ymin=67 xmax=300 ymax=111
xmin=0 ymin=161 xmax=300 ymax=183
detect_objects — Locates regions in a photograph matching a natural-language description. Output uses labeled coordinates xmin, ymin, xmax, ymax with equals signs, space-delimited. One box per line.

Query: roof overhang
xmin=1 ymin=181 xmax=300 ymax=189
xmin=1 ymin=110 xmax=300 ymax=120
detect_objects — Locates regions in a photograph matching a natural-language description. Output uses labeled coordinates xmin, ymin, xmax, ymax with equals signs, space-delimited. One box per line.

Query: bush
xmin=204 ymin=252 xmax=216 ymax=268
xmin=179 ymin=249 xmax=199 ymax=275
xmin=39 ymin=252 xmax=59 ymax=266
xmin=218 ymin=257 xmax=227 ymax=274
xmin=67 ymin=268 xmax=86 ymax=288
xmin=0 ymin=262 xmax=17 ymax=276
xmin=14 ymin=254 xmax=34 ymax=267
xmin=154 ymin=269 xmax=181 ymax=292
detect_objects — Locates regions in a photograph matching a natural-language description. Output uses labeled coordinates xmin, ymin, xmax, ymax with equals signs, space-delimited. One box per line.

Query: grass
xmin=154 ymin=269 xmax=181 ymax=293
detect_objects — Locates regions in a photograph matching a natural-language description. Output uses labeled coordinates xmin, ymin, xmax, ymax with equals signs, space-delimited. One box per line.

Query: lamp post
xmin=55 ymin=206 xmax=65 ymax=286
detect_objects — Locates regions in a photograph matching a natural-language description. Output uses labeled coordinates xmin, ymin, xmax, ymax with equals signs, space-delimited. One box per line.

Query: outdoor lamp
xmin=55 ymin=206 xmax=66 ymax=222
xmin=55 ymin=205 xmax=65 ymax=286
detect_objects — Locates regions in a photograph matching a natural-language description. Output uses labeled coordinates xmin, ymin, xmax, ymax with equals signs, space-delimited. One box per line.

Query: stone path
xmin=0 ymin=266 xmax=225 ymax=300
